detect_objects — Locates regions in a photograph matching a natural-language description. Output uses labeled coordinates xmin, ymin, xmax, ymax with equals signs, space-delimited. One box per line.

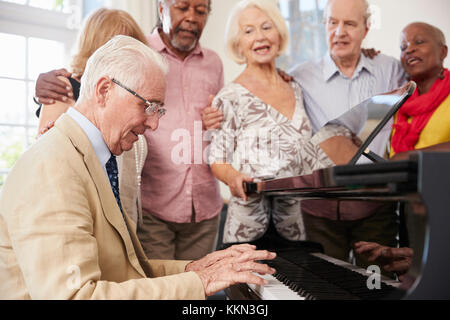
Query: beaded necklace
xmin=134 ymin=135 xmax=145 ymax=189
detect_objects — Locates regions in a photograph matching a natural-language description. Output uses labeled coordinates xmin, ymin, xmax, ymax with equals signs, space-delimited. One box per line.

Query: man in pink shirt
xmin=33 ymin=0 xmax=224 ymax=260
xmin=138 ymin=0 xmax=224 ymax=260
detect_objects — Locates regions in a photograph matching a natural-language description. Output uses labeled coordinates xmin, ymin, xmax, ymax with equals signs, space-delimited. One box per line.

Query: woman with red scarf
xmin=390 ymin=22 xmax=450 ymax=160
xmin=355 ymin=22 xmax=449 ymax=282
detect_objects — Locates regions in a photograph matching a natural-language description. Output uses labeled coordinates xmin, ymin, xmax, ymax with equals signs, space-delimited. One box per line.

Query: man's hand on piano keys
xmin=354 ymin=242 xmax=413 ymax=281
xmin=185 ymin=244 xmax=277 ymax=297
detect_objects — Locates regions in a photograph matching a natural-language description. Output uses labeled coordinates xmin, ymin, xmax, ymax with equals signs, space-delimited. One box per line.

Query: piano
xmin=225 ymin=152 xmax=450 ymax=300
xmin=223 ymin=82 xmax=450 ymax=300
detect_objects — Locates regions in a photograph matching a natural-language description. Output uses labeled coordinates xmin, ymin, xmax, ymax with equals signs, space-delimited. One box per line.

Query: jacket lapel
xmin=55 ymin=114 xmax=147 ymax=278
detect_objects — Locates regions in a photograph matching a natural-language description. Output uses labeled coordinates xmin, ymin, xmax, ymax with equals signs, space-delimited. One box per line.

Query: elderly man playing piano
xmin=0 ymin=35 xmax=276 ymax=300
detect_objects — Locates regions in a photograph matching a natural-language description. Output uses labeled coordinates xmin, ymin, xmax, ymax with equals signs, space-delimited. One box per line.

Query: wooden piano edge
xmin=225 ymin=283 xmax=262 ymax=300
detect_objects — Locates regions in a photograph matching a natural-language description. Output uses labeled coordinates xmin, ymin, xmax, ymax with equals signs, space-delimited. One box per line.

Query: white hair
xmin=79 ymin=35 xmax=168 ymax=102
xmin=324 ymin=0 xmax=372 ymax=27
xmin=225 ymin=0 xmax=289 ymax=65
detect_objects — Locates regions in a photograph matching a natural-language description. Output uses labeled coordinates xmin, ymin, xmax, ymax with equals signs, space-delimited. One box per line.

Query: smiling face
xmin=236 ymin=6 xmax=281 ymax=66
xmin=325 ymin=0 xmax=369 ymax=62
xmin=400 ymin=23 xmax=448 ymax=81
xmin=159 ymin=0 xmax=209 ymax=57
xmin=100 ymin=69 xmax=166 ymax=156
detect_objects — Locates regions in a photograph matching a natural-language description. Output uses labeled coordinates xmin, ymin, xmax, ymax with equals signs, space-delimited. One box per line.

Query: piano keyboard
xmin=247 ymin=252 xmax=403 ymax=300
xmin=311 ymin=253 xmax=401 ymax=289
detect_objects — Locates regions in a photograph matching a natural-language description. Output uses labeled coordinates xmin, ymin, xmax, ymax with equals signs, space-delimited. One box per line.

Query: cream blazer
xmin=0 ymin=114 xmax=205 ymax=300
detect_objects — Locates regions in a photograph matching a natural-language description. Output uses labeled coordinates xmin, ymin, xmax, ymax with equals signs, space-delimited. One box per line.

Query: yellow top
xmin=390 ymin=94 xmax=450 ymax=157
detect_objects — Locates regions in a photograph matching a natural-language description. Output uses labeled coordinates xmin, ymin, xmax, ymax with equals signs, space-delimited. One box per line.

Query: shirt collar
xmin=323 ymin=52 xmax=375 ymax=81
xmin=66 ymin=107 xmax=111 ymax=168
xmin=147 ymin=28 xmax=204 ymax=59
xmin=323 ymin=52 xmax=340 ymax=81
xmin=355 ymin=53 xmax=375 ymax=76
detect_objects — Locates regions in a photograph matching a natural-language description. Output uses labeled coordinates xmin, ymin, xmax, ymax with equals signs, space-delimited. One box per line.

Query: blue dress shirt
xmin=290 ymin=52 xmax=406 ymax=134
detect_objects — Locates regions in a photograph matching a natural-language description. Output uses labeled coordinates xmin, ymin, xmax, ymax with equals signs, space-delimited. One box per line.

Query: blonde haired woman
xmin=37 ymin=8 xmax=148 ymax=131
xmin=209 ymin=0 xmax=324 ymax=244
xmin=35 ymin=8 xmax=149 ymax=227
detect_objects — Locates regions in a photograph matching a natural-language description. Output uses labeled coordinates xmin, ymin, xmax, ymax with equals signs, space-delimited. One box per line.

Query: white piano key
xmin=247 ymin=273 xmax=305 ymax=300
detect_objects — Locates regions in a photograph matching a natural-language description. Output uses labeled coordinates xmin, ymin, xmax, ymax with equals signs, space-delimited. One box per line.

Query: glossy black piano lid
xmin=248 ymin=159 xmax=418 ymax=194
xmin=245 ymin=82 xmax=418 ymax=194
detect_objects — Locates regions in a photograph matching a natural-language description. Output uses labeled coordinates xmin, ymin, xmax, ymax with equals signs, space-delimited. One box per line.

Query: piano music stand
xmin=347 ymin=81 xmax=417 ymax=165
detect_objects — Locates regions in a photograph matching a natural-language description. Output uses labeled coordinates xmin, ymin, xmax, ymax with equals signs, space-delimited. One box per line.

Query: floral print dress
xmin=209 ymin=81 xmax=345 ymax=243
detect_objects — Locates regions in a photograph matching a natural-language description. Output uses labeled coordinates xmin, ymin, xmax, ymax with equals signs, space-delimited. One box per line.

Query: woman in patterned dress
xmin=208 ymin=0 xmax=351 ymax=244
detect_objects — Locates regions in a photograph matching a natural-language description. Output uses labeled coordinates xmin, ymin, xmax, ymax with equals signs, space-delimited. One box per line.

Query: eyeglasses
xmin=112 ymin=78 xmax=166 ymax=119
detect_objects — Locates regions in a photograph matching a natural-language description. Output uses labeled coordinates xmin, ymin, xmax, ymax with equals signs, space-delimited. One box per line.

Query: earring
xmin=439 ymin=67 xmax=445 ymax=80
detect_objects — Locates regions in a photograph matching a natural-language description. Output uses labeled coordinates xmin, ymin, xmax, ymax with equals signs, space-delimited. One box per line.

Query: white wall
xmin=201 ymin=0 xmax=243 ymax=84
xmin=105 ymin=0 xmax=157 ymax=35
xmin=365 ymin=0 xmax=450 ymax=68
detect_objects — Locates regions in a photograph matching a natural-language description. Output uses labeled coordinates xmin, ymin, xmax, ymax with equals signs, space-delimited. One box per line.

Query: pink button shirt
xmin=141 ymin=30 xmax=224 ymax=223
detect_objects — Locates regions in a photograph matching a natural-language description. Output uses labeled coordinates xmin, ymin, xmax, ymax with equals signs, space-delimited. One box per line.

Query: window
xmin=277 ymin=0 xmax=328 ymax=71
xmin=4 ymin=0 xmax=74 ymax=11
xmin=0 ymin=0 xmax=86 ymax=188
